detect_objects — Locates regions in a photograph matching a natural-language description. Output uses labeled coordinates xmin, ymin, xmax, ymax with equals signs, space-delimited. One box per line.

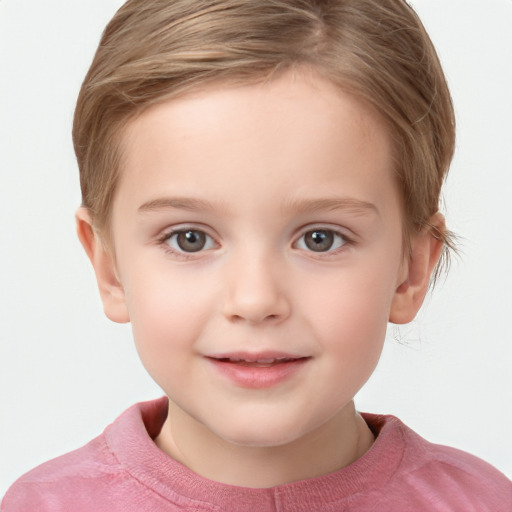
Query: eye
xmin=165 ymin=229 xmax=216 ymax=253
xmin=296 ymin=229 xmax=347 ymax=253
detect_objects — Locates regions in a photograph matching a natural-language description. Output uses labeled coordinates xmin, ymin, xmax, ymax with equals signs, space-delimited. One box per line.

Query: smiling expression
xmin=97 ymin=69 xmax=411 ymax=450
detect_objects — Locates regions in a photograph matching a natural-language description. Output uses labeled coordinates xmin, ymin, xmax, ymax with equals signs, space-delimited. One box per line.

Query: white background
xmin=1 ymin=0 xmax=511 ymax=495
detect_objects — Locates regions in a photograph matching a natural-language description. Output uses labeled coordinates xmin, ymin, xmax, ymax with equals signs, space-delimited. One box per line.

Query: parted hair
xmin=73 ymin=0 xmax=456 ymax=270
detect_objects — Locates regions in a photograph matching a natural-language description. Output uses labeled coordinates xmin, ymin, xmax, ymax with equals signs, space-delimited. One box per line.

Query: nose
xmin=222 ymin=250 xmax=291 ymax=325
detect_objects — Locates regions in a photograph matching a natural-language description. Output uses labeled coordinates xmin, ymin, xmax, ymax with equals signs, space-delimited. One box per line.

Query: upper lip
xmin=206 ymin=351 xmax=308 ymax=363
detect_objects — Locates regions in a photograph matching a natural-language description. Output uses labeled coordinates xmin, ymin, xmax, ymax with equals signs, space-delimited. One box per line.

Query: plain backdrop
xmin=1 ymin=0 xmax=511 ymax=495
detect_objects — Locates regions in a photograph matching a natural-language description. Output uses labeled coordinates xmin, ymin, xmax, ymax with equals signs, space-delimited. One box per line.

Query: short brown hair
xmin=73 ymin=0 xmax=456 ymax=269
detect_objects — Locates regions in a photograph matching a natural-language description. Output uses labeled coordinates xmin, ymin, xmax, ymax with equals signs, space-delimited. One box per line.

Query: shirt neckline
xmin=106 ymin=397 xmax=406 ymax=511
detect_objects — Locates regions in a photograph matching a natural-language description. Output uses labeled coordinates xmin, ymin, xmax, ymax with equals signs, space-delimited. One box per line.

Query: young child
xmin=2 ymin=0 xmax=511 ymax=510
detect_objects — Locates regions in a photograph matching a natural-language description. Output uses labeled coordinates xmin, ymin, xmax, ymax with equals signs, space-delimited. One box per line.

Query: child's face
xmin=93 ymin=69 xmax=415 ymax=447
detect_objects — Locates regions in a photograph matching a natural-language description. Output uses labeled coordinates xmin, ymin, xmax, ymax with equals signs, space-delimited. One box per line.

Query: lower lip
xmin=206 ymin=358 xmax=310 ymax=389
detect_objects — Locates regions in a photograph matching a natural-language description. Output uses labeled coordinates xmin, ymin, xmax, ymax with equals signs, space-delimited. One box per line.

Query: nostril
xmin=228 ymin=312 xmax=281 ymax=325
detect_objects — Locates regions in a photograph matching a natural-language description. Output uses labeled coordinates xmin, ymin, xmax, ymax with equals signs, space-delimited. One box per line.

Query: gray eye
xmin=168 ymin=230 xmax=214 ymax=253
xmin=297 ymin=230 xmax=346 ymax=252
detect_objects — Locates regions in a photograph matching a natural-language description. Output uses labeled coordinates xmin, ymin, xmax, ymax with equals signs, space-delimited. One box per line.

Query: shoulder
xmin=1 ymin=399 xmax=169 ymax=512
xmin=1 ymin=432 xmax=124 ymax=511
xmin=364 ymin=413 xmax=512 ymax=511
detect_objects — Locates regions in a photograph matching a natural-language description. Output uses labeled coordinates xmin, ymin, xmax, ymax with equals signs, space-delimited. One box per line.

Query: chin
xmin=213 ymin=418 xmax=313 ymax=449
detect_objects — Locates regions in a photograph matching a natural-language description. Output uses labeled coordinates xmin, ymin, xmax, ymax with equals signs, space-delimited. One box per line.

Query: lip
xmin=205 ymin=351 xmax=310 ymax=389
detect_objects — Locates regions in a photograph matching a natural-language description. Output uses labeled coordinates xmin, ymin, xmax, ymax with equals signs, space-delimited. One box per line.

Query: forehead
xmin=123 ymin=70 xmax=389 ymax=153
xmin=115 ymin=69 xmax=398 ymax=220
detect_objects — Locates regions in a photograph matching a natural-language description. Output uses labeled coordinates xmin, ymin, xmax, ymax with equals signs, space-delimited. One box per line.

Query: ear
xmin=75 ymin=207 xmax=130 ymax=323
xmin=389 ymin=213 xmax=445 ymax=324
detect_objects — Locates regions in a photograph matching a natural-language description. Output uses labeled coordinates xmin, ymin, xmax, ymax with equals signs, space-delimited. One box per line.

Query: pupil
xmin=177 ymin=230 xmax=206 ymax=252
xmin=305 ymin=230 xmax=333 ymax=252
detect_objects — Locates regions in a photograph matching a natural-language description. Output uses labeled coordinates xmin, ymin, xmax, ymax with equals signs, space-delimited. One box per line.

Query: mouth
xmin=205 ymin=352 xmax=311 ymax=388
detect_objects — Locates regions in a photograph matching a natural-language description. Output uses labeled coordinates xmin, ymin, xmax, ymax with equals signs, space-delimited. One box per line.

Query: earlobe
xmin=389 ymin=213 xmax=445 ymax=324
xmin=75 ymin=208 xmax=130 ymax=324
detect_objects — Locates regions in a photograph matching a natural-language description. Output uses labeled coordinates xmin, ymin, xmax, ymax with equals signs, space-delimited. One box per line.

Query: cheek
xmin=123 ymin=269 xmax=216 ymax=372
xmin=310 ymin=291 xmax=389 ymax=409
xmin=302 ymin=263 xmax=397 ymax=365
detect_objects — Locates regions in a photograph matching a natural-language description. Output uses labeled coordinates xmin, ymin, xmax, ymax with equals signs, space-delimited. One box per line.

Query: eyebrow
xmin=137 ymin=196 xmax=379 ymax=217
xmin=138 ymin=197 xmax=217 ymax=213
xmin=281 ymin=197 xmax=380 ymax=217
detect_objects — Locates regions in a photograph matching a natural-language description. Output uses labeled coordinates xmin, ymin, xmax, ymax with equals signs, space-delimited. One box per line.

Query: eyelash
xmin=156 ymin=225 xmax=354 ymax=259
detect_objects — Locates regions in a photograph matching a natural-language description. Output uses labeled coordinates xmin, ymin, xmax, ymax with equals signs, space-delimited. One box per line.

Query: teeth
xmin=227 ymin=357 xmax=291 ymax=363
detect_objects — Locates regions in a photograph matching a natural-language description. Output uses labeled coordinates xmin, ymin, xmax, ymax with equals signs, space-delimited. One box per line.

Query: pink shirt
xmin=3 ymin=397 xmax=511 ymax=511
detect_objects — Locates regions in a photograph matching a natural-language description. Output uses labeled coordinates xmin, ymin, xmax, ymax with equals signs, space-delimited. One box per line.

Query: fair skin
xmin=77 ymin=68 xmax=443 ymax=488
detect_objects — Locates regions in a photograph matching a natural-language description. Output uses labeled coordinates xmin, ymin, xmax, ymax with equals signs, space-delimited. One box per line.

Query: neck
xmin=155 ymin=400 xmax=375 ymax=488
